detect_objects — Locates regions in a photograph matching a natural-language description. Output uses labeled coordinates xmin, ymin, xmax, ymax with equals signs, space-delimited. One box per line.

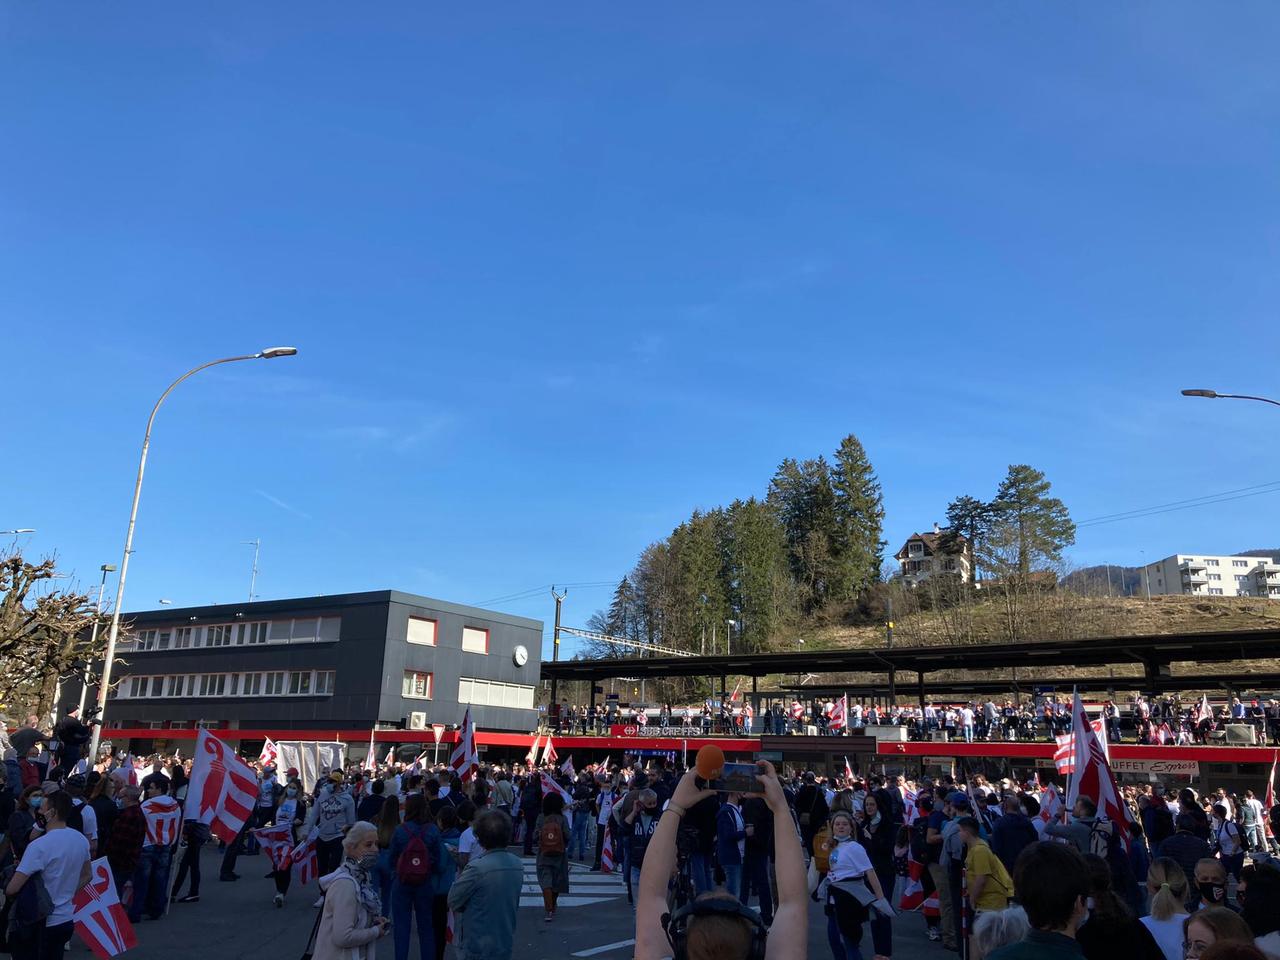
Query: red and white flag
xmin=1038 ymin=782 xmax=1063 ymax=824
xmin=560 ymin=755 xmax=576 ymax=779
xmin=1065 ymin=689 xmax=1130 ymax=849
xmin=729 ymin=679 xmax=742 ymax=703
xmin=903 ymin=788 xmax=919 ymax=825
xmin=525 ymin=734 xmax=542 ymax=767
xmin=111 ymin=754 xmax=139 ymax=787
xmin=290 ymin=831 xmax=319 ymax=884
xmin=600 ymin=829 xmax=615 ymax=873
xmin=828 ymin=696 xmax=848 ymax=732
xmin=1053 ymin=719 xmax=1105 ymax=774
xmin=898 ymin=858 xmax=926 ymax=910
xmin=258 ymin=738 xmax=278 ymax=768
xmin=843 ymin=756 xmax=855 ymax=784
xmin=450 ymin=706 xmax=479 ymax=783
xmin=140 ymin=795 xmax=182 ymax=847
xmin=384 ymin=746 xmax=396 ymax=766
xmin=540 ymin=771 xmax=573 ymax=804
xmin=252 ymin=822 xmax=297 ymax=872
xmin=597 ymin=755 xmax=611 ymax=777
xmin=363 ymin=730 xmax=377 ymax=773
xmin=186 ymin=729 xmax=258 ymax=844
xmin=541 ymin=736 xmax=558 ymax=767
xmin=73 ymin=858 xmax=137 ymax=959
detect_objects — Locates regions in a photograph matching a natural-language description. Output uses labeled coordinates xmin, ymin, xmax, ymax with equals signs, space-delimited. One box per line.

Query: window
xmin=1209 ymin=588 xmax=1224 ymax=595
xmin=166 ymin=675 xmax=184 ymax=697
xmin=457 ymin=676 xmax=533 ymax=709
xmin=242 ymin=672 xmax=262 ymax=696
xmin=128 ymin=676 xmax=146 ymax=697
xmin=462 ymin=626 xmax=489 ymax=654
xmin=198 ymin=674 xmax=226 ymax=696
xmin=1236 ymin=575 xmax=1248 ymax=582
xmin=407 ymin=616 xmax=438 ymax=646
xmin=174 ymin=627 xmax=194 ymax=649
xmin=265 ymin=672 xmax=286 ymax=695
xmin=138 ymin=720 xmax=164 ymax=730
xmin=315 ymin=671 xmax=335 ymax=695
xmin=1208 ymin=573 xmax=1221 ymax=581
xmin=228 ymin=673 xmax=240 ymax=695
xmin=1206 ymin=559 xmax=1219 ymax=566
xmin=196 ymin=720 xmax=220 ymax=729
xmin=237 ymin=622 xmax=269 ymax=645
xmin=908 ymin=542 xmax=924 ymax=557
xmin=1234 ymin=560 xmax=1249 ymax=567
xmin=168 ymin=721 xmax=189 ymax=729
xmin=403 ymin=671 xmax=433 ymax=699
xmin=206 ymin=625 xmax=233 ymax=647
xmin=291 ymin=617 xmax=319 ymax=642
xmin=288 ymin=670 xmax=312 ymax=695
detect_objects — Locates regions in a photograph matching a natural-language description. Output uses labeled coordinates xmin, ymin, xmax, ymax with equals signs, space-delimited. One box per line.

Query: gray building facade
xmin=87 ymin=590 xmax=543 ymax=736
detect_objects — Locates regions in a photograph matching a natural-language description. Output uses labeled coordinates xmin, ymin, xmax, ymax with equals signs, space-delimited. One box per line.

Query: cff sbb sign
xmin=610 ymin=724 xmax=691 ymax=737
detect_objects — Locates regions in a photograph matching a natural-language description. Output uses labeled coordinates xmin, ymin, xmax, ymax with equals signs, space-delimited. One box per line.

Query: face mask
xmin=29 ymin=797 xmax=42 ymax=810
xmin=357 ymin=852 xmax=379 ymax=871
xmin=1203 ymin=882 xmax=1227 ymax=903
xmin=287 ymin=789 xmax=298 ymax=797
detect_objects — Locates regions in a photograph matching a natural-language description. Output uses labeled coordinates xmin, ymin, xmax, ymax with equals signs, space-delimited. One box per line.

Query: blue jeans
xmin=721 ymin=863 xmax=744 ymax=901
xmin=689 ymin=852 xmax=715 ymax=896
xmin=827 ymin=912 xmax=864 ymax=960
xmin=391 ymin=881 xmax=435 ymax=960
xmin=743 ymin=851 xmax=773 ymax=924
xmin=128 ymin=845 xmax=172 ymax=921
xmin=569 ymin=813 xmax=589 ymax=860
xmin=963 ymin=724 xmax=974 ymax=743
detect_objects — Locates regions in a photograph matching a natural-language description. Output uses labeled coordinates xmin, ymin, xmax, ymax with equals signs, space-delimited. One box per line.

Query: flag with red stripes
xmin=898 ymin=858 xmax=926 ymax=910
xmin=922 ymin=891 xmax=940 ymax=919
xmin=1066 ymin=689 xmax=1130 ymax=850
xmin=290 ymin=832 xmax=319 ymax=885
xmin=541 ymin=736 xmax=558 ymax=766
xmin=73 ymin=858 xmax=137 ymax=958
xmin=560 ymin=755 xmax=576 ymax=779
xmin=258 ymin=738 xmax=278 ymax=768
xmin=450 ymin=706 xmax=479 ymax=783
xmin=828 ymin=696 xmax=848 ymax=732
xmin=252 ymin=822 xmax=297 ymax=872
xmin=1266 ymin=752 xmax=1277 ymax=838
xmin=525 ymin=734 xmax=542 ymax=767
xmin=600 ymin=830 xmax=615 ymax=873
xmin=1054 ymin=719 xmax=1104 ymax=774
xmin=186 ymin=729 xmax=258 ymax=844
xmin=1038 ymin=782 xmax=1063 ymax=824
xmin=843 ymin=756 xmax=855 ymax=784
xmin=140 ymin=795 xmax=181 ymax=847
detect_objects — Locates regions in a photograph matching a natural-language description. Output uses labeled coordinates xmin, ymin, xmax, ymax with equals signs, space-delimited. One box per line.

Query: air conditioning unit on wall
xmin=409 ymin=712 xmax=428 ymax=730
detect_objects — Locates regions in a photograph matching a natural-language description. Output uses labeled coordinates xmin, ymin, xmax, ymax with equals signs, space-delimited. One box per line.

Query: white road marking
xmin=572 ymin=938 xmax=637 ymax=957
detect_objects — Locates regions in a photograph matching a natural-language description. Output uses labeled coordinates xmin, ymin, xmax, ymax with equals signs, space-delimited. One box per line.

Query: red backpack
xmin=396 ymin=827 xmax=432 ymax=886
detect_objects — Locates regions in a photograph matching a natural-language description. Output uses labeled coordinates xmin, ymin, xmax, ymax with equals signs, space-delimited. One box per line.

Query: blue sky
xmin=4 ymin=3 xmax=1279 ymax=657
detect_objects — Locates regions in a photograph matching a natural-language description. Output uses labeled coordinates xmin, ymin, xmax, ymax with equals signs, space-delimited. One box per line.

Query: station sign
xmin=610 ymin=724 xmax=694 ymax=737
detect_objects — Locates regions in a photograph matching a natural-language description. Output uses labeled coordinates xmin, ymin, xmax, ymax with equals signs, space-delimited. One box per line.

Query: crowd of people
xmin=5 ymin=721 xmax=1280 ymax=960
xmin=550 ymin=693 xmax=1280 ymax=745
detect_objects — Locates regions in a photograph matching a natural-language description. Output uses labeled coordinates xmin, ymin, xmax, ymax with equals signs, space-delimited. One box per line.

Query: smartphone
xmin=711 ymin=762 xmax=760 ymax=794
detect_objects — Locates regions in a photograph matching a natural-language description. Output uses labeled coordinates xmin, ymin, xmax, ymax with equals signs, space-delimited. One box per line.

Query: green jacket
xmin=988 ymin=930 xmax=1085 ymax=960
xmin=446 ymin=849 xmax=523 ymax=960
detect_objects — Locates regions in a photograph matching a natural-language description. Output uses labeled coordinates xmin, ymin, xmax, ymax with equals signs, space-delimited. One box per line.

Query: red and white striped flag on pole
xmin=600 ymin=830 xmax=615 ymax=873
xmin=843 ymin=756 xmax=855 ymax=784
xmin=363 ymin=729 xmax=377 ymax=772
xmin=561 ymin=755 xmax=575 ymax=779
xmin=258 ymin=738 xmax=278 ymax=768
xmin=525 ymin=734 xmax=542 ymax=767
xmin=252 ymin=822 xmax=297 ymax=872
xmin=384 ymin=746 xmax=396 ymax=766
xmin=73 ymin=858 xmax=137 ymax=959
xmin=1054 ymin=719 xmax=1105 ymax=774
xmin=140 ymin=795 xmax=182 ymax=847
xmin=541 ymin=736 xmax=558 ymax=767
xmin=290 ymin=831 xmax=319 ymax=885
xmin=450 ymin=705 xmax=479 ymax=783
xmin=828 ymin=696 xmax=848 ymax=732
xmin=186 ymin=729 xmax=258 ymax=844
xmin=1065 ymin=688 xmax=1130 ymax=850
xmin=1038 ymin=782 xmax=1063 ymax=824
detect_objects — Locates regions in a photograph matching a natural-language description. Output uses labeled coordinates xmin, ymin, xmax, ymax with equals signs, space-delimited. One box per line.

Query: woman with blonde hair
xmin=1183 ymin=907 xmax=1255 ymax=959
xmin=1139 ymin=858 xmax=1191 ymax=960
xmin=309 ymin=821 xmax=389 ymax=960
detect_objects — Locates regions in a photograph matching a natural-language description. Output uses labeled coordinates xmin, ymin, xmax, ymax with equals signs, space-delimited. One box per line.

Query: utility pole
xmin=885 ymin=597 xmax=895 ymax=707
xmin=549 ymin=586 xmax=566 ymax=726
xmin=243 ymin=538 xmax=261 ymax=601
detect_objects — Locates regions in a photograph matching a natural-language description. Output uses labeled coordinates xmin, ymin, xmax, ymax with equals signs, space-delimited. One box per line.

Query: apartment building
xmin=75 ymin=590 xmax=544 ymax=741
xmin=1141 ymin=554 xmax=1280 ymax=599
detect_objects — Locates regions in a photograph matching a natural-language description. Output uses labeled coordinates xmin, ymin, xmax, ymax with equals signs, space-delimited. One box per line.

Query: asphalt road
xmin=82 ymin=844 xmax=940 ymax=960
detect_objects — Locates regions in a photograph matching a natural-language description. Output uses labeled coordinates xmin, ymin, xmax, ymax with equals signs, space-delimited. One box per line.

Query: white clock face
xmin=513 ymin=645 xmax=528 ymax=667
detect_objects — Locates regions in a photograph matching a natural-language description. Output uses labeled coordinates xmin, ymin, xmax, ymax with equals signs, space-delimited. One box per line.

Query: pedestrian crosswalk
xmin=518 ymin=856 xmax=628 ymax=909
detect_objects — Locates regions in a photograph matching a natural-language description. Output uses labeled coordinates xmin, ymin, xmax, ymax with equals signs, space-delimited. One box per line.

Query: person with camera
xmin=633 ymin=760 xmax=806 ymax=960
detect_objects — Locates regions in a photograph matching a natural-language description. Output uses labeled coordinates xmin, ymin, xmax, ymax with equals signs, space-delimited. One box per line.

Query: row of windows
xmin=406 ymin=617 xmax=490 ymax=654
xmin=126 ymin=617 xmax=341 ymax=652
xmin=110 ymin=669 xmax=336 ymax=700
xmin=458 ymin=676 xmax=535 ymax=710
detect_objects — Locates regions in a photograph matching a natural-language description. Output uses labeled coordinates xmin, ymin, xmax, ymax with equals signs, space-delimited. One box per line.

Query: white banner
xmin=1109 ymin=758 xmax=1199 ymax=777
xmin=274 ymin=741 xmax=347 ymax=792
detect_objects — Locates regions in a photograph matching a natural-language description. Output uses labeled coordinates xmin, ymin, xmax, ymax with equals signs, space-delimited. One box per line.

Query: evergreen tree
xmin=605 ymin=576 xmax=637 ymax=640
xmin=988 ymin=464 xmax=1076 ymax=576
xmin=767 ymin=456 xmax=838 ymax=610
xmin=725 ymin=497 xmax=792 ymax=651
xmin=830 ymin=434 xmax=886 ymax=599
xmin=941 ymin=494 xmax=994 ymax=585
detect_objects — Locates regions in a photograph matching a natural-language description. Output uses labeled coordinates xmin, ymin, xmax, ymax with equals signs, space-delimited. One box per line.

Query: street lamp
xmin=725 ymin=619 xmax=737 ymax=656
xmin=77 ymin=564 xmax=117 ymax=716
xmin=1181 ymin=388 xmax=1280 ymax=408
xmin=88 ymin=347 xmax=298 ymax=762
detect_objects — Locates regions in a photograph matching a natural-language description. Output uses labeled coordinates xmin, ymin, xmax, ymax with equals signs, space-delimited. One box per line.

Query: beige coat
xmin=312 ymin=868 xmax=382 ymax=960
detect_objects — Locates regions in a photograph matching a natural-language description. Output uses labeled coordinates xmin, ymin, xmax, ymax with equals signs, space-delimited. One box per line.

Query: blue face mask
xmin=29 ymin=796 xmax=42 ymax=810
xmin=286 ymin=789 xmax=298 ymax=797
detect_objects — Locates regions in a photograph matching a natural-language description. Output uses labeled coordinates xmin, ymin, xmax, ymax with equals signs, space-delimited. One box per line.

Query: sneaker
xmin=273 ymin=894 xmax=284 ymax=909
xmin=544 ymin=913 xmax=553 ymax=923
xmin=178 ymin=895 xmax=199 ymax=904
xmin=313 ymin=896 xmax=325 ymax=909
xmin=927 ymin=928 xmax=940 ymax=942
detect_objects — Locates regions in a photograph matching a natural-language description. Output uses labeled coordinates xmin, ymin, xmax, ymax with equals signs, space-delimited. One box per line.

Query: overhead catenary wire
xmin=1075 ymin=480 xmax=1280 ymax=528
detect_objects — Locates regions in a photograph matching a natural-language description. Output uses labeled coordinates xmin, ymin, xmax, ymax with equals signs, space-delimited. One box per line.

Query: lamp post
xmin=1181 ymin=388 xmax=1280 ymax=408
xmin=77 ymin=563 xmax=117 ymax=717
xmin=87 ymin=347 xmax=298 ymax=762
xmin=725 ymin=619 xmax=737 ymax=656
